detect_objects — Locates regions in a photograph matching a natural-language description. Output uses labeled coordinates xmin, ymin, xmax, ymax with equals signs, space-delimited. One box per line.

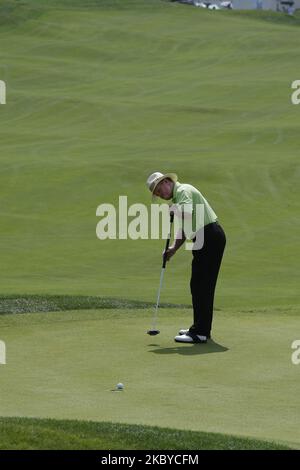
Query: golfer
xmin=147 ymin=172 xmax=226 ymax=344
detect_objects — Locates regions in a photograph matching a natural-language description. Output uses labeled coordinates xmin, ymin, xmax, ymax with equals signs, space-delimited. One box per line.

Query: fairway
xmin=0 ymin=0 xmax=300 ymax=450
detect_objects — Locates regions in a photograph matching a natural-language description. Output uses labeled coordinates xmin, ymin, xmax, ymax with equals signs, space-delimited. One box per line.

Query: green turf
xmin=0 ymin=0 xmax=299 ymax=309
xmin=0 ymin=308 xmax=299 ymax=448
xmin=0 ymin=417 xmax=291 ymax=450
xmin=0 ymin=0 xmax=299 ymax=450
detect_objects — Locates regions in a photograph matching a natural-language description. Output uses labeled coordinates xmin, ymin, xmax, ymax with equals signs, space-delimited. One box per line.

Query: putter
xmin=147 ymin=212 xmax=174 ymax=336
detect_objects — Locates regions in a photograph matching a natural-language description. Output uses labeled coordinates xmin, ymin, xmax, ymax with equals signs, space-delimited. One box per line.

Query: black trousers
xmin=189 ymin=222 xmax=226 ymax=337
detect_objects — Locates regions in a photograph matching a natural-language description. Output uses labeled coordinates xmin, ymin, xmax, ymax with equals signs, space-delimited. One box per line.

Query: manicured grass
xmin=0 ymin=417 xmax=291 ymax=450
xmin=0 ymin=0 xmax=299 ymax=451
xmin=0 ymin=0 xmax=299 ymax=310
xmin=0 ymin=307 xmax=299 ymax=448
xmin=230 ymin=8 xmax=300 ymax=27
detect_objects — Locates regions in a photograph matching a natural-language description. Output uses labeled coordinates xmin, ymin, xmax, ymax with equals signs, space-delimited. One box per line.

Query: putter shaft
xmin=151 ymin=266 xmax=165 ymax=330
xmin=149 ymin=212 xmax=174 ymax=333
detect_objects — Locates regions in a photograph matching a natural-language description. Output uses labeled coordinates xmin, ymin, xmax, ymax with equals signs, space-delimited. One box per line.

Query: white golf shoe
xmin=178 ymin=328 xmax=211 ymax=339
xmin=174 ymin=333 xmax=207 ymax=344
xmin=178 ymin=329 xmax=189 ymax=335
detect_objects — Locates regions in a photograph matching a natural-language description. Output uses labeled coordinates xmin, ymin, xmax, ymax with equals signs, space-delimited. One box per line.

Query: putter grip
xmin=162 ymin=212 xmax=174 ymax=268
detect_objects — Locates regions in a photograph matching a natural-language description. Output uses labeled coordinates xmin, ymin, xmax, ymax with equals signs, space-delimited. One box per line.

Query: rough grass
xmin=0 ymin=0 xmax=43 ymax=27
xmin=0 ymin=417 xmax=291 ymax=450
xmin=0 ymin=294 xmax=188 ymax=314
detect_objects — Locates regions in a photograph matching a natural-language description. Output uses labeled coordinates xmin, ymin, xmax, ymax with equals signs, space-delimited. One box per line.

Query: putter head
xmin=147 ymin=329 xmax=160 ymax=336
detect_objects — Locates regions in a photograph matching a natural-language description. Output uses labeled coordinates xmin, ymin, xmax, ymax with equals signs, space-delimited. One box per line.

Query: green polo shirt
xmin=171 ymin=181 xmax=217 ymax=239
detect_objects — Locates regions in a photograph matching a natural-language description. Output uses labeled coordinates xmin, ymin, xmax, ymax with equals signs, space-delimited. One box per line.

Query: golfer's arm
xmin=173 ymin=229 xmax=186 ymax=251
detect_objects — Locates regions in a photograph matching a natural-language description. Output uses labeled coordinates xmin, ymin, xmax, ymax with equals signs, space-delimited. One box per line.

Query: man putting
xmin=146 ymin=172 xmax=226 ymax=344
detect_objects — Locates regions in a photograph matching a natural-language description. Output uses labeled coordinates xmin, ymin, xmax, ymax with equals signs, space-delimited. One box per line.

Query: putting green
xmin=0 ymin=307 xmax=299 ymax=448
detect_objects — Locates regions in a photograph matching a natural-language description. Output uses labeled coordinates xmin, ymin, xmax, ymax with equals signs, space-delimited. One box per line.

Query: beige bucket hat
xmin=146 ymin=172 xmax=178 ymax=198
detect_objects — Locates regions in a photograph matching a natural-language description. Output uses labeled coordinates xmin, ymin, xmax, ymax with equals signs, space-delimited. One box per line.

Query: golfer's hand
xmin=163 ymin=246 xmax=176 ymax=262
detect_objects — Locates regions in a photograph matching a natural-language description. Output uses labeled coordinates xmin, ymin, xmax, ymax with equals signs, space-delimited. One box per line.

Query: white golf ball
xmin=116 ymin=383 xmax=124 ymax=390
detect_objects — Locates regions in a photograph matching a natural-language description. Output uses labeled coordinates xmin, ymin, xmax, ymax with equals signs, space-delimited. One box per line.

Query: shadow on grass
xmin=149 ymin=340 xmax=228 ymax=356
